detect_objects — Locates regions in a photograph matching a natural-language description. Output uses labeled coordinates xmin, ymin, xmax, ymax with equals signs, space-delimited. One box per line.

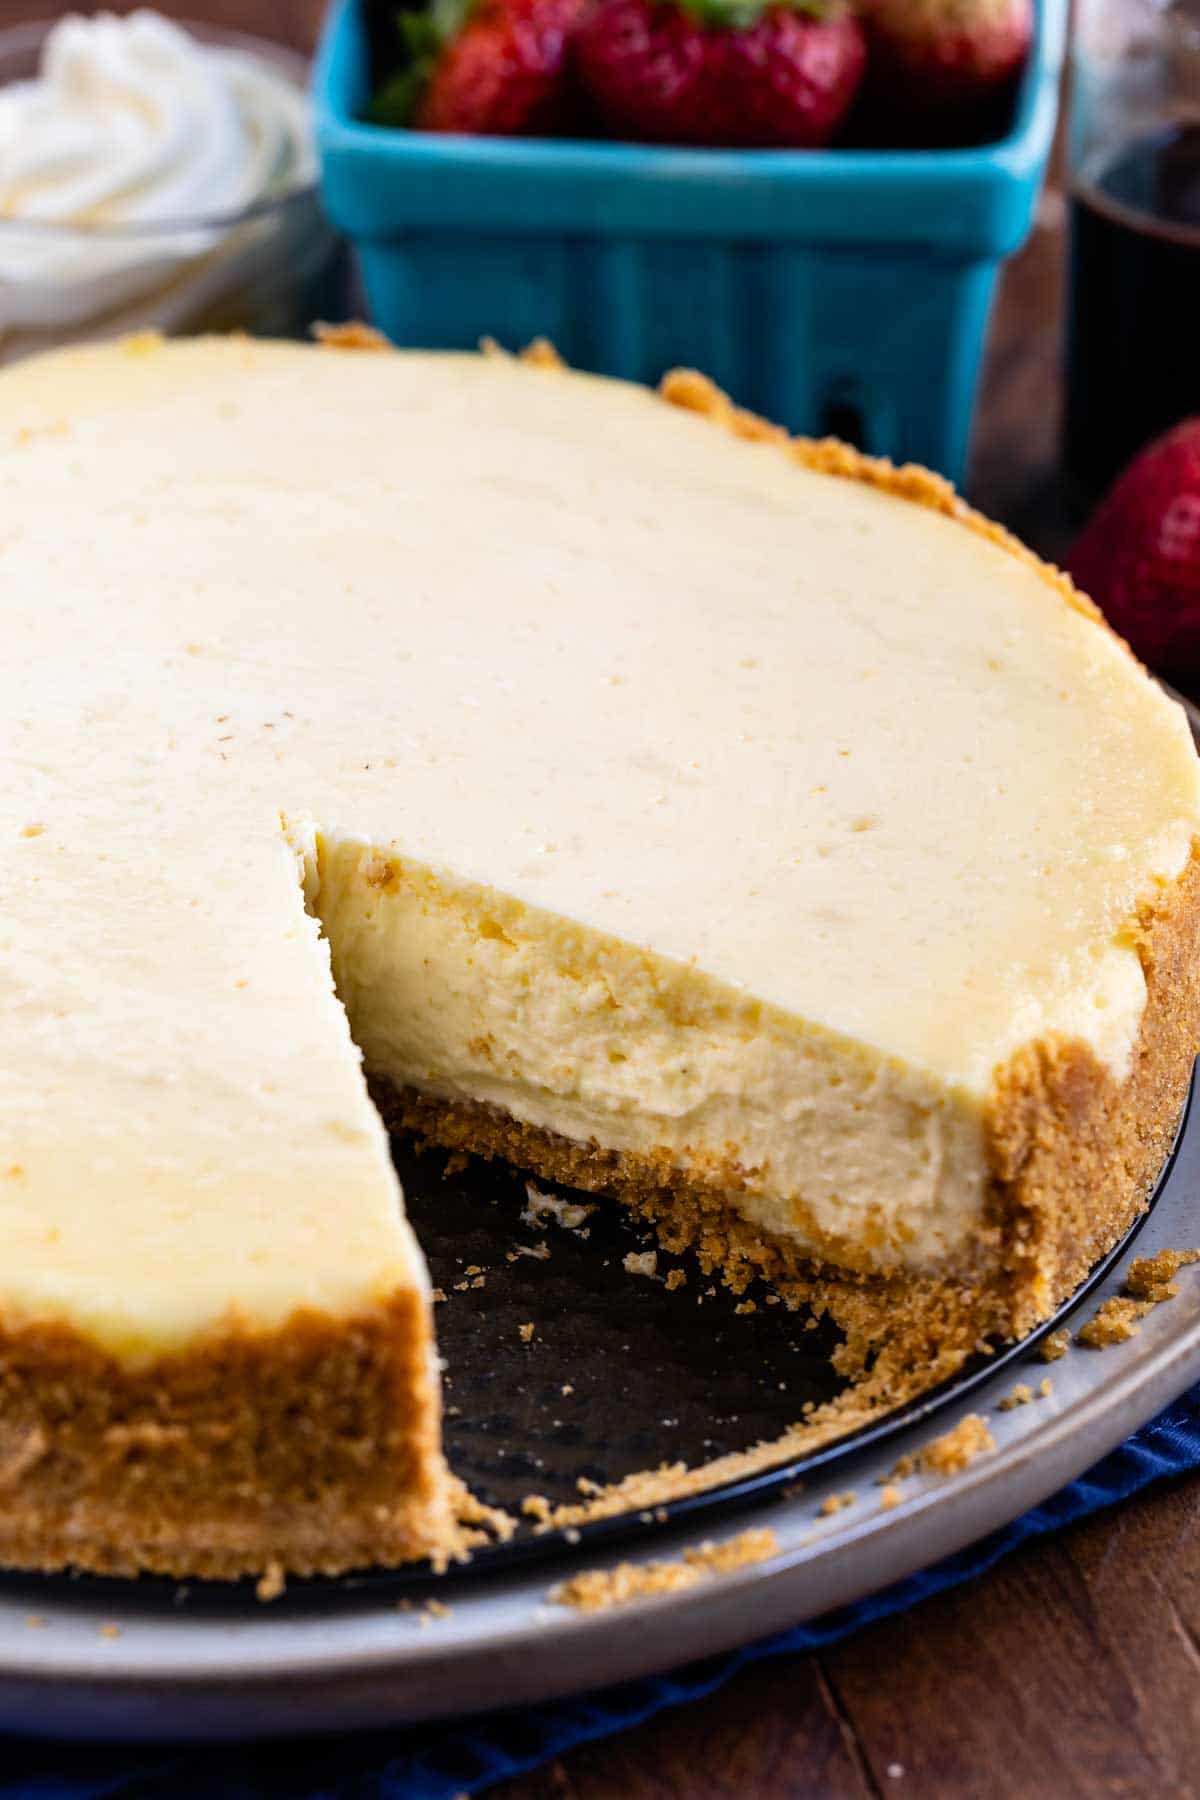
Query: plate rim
xmin=2 ymin=1139 xmax=1198 ymax=1739
xmin=3 ymin=702 xmax=1197 ymax=1740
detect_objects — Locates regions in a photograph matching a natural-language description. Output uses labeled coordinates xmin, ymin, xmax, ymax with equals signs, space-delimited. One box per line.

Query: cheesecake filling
xmin=302 ymin=828 xmax=992 ymax=1276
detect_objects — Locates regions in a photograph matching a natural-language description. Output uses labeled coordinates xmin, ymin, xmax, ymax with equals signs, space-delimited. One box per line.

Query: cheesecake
xmin=1 ymin=331 xmax=1197 ymax=1581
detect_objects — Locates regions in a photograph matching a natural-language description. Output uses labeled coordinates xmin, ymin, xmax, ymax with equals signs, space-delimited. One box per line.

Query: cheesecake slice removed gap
xmin=1 ymin=333 xmax=1197 ymax=1582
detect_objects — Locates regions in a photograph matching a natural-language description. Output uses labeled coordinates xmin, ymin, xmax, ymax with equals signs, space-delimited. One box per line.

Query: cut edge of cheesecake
xmin=2 ymin=335 xmax=1198 ymax=1585
xmin=372 ymin=837 xmax=1200 ymax=1393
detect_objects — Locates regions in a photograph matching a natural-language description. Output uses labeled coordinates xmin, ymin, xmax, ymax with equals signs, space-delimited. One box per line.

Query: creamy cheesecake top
xmin=2 ymin=335 xmax=1197 ymax=1349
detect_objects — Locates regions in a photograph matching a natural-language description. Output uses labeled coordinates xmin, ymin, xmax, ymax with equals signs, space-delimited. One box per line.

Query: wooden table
xmin=9 ymin=3 xmax=1199 ymax=1790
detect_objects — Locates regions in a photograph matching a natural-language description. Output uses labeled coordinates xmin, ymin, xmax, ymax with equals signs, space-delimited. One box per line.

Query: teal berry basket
xmin=314 ymin=0 xmax=1067 ymax=486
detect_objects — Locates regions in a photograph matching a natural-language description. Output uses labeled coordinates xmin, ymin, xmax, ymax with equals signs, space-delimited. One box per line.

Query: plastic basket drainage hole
xmin=820 ymin=393 xmax=867 ymax=451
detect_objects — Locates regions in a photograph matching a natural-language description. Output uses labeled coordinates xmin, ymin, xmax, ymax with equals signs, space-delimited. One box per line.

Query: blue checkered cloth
xmin=6 ymin=1383 xmax=1200 ymax=1800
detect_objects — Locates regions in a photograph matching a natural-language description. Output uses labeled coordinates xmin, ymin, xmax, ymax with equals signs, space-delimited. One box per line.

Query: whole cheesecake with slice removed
xmin=1 ymin=332 xmax=1198 ymax=1582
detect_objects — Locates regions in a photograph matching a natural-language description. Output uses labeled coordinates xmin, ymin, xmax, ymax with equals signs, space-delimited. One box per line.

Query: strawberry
xmin=370 ymin=0 xmax=586 ymax=136
xmin=862 ymin=0 xmax=1032 ymax=136
xmin=1067 ymin=421 xmax=1200 ymax=691
xmin=573 ymin=0 xmax=867 ymax=150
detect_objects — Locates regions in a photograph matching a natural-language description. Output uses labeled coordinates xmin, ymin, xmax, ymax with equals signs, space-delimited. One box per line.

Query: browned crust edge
xmin=0 ymin=1291 xmax=453 ymax=1582
xmin=987 ymin=844 xmax=1200 ymax=1337
xmin=653 ymin=364 xmax=1107 ymax=630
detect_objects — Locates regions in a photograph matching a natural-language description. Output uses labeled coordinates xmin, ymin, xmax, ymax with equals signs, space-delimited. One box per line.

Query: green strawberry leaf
xmin=429 ymin=0 xmax=476 ymax=41
xmin=366 ymin=66 xmax=427 ymax=125
xmin=365 ymin=0 xmax=477 ymax=127
xmin=671 ymin=0 xmax=843 ymax=29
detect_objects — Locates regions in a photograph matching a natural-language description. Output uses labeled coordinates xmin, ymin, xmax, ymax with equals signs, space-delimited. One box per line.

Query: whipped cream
xmin=0 ymin=10 xmax=315 ymax=334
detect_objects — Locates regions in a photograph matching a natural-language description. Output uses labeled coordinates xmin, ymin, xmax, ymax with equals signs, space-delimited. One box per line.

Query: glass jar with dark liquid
xmin=1064 ymin=1 xmax=1200 ymax=505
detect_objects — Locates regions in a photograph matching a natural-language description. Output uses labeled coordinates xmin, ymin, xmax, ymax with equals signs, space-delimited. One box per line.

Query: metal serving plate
xmin=0 ymin=1079 xmax=1196 ymax=1741
xmin=2 ymin=712 xmax=1196 ymax=1740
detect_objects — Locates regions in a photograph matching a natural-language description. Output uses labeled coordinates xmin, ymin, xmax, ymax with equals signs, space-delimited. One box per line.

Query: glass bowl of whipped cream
xmin=0 ymin=9 xmax=342 ymax=364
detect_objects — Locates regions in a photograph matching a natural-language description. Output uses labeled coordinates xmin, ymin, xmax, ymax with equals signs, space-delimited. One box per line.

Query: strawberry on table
xmin=573 ymin=0 xmax=867 ymax=150
xmin=862 ymin=0 xmax=1032 ymax=135
xmin=370 ymin=0 xmax=587 ymax=135
xmin=1068 ymin=421 xmax=1200 ymax=693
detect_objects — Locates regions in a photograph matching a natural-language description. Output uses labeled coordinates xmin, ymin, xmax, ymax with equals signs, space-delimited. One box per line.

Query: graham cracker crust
xmin=0 ymin=1292 xmax=455 ymax=1581
xmin=986 ymin=844 xmax=1200 ymax=1337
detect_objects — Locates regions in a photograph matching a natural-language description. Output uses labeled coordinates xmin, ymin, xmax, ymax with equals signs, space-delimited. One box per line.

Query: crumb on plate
xmin=1078 ymin=1296 xmax=1151 ymax=1349
xmin=892 ymin=1413 xmax=995 ymax=1479
xmin=550 ymin=1528 xmax=778 ymax=1613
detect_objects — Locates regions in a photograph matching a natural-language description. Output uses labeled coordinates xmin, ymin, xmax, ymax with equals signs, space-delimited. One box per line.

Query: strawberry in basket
xmin=862 ymin=0 xmax=1033 ymax=137
xmin=574 ymin=0 xmax=868 ymax=149
xmin=370 ymin=0 xmax=588 ymax=134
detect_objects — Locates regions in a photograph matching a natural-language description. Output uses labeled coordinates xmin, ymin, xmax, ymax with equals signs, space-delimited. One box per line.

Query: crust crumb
xmin=1038 ymin=1328 xmax=1071 ymax=1362
xmin=449 ymin=1478 xmax=517 ymax=1548
xmin=479 ymin=336 xmax=564 ymax=369
xmin=892 ymin=1414 xmax=995 ymax=1479
xmin=98 ymin=1622 xmax=121 ymax=1640
xmin=1124 ymin=1248 xmax=1200 ymax=1302
xmin=255 ymin=1561 xmax=285 ymax=1603
xmin=1078 ymin=1296 xmax=1152 ymax=1348
xmin=665 ymin=1268 xmax=687 ymax=1291
xmin=312 ymin=320 xmax=390 ymax=352
xmin=522 ymin=1183 xmax=593 ymax=1232
xmin=520 ymin=338 xmax=565 ymax=369
xmin=819 ymin=1490 xmax=856 ymax=1516
xmin=923 ymin=1414 xmax=995 ymax=1474
xmin=998 ymin=1383 xmax=1034 ymax=1412
xmin=623 ymin=1250 xmax=658 ymax=1279
xmin=550 ymin=1527 xmax=778 ymax=1613
xmin=879 ymin=1484 xmax=902 ymax=1510
xmin=119 ymin=330 xmax=164 ymax=357
xmin=1038 ymin=1377 xmax=1052 ymax=1398
xmin=518 ymin=1322 xmax=535 ymax=1343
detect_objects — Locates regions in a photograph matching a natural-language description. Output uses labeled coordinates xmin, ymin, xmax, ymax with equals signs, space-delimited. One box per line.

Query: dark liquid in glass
xmin=1065 ymin=124 xmax=1200 ymax=504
